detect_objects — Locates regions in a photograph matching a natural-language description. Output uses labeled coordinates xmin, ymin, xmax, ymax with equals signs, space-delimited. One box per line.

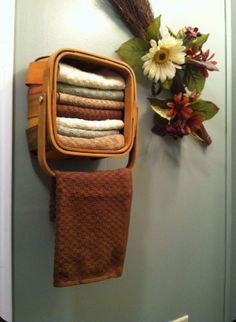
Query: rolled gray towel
xmin=57 ymin=82 xmax=124 ymax=101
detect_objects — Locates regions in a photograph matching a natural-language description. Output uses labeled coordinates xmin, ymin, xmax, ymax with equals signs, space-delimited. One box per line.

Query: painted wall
xmin=0 ymin=1 xmax=14 ymax=321
xmin=231 ymin=0 xmax=236 ymax=319
xmin=14 ymin=1 xmax=226 ymax=322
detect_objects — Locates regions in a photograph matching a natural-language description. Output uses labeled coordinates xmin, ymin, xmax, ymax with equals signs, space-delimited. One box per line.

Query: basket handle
xmin=37 ymin=93 xmax=137 ymax=177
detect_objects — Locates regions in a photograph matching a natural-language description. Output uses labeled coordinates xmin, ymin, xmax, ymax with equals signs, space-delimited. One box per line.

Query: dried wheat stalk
xmin=108 ymin=0 xmax=154 ymax=42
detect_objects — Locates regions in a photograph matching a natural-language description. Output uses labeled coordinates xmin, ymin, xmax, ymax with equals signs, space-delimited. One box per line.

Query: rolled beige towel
xmin=57 ymin=92 xmax=124 ymax=110
xmin=58 ymin=63 xmax=125 ymax=90
xmin=56 ymin=117 xmax=124 ymax=131
xmin=57 ymin=134 xmax=125 ymax=150
xmin=57 ymin=124 xmax=119 ymax=139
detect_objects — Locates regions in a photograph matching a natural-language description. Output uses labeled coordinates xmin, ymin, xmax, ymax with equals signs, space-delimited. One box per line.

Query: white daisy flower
xmin=141 ymin=34 xmax=186 ymax=83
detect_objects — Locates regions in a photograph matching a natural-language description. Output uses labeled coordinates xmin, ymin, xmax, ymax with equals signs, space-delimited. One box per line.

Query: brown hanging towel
xmin=52 ymin=168 xmax=132 ymax=287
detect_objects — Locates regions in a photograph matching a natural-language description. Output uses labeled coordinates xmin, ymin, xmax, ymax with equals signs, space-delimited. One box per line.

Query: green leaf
xmin=186 ymin=57 xmax=219 ymax=71
xmin=161 ymin=79 xmax=173 ymax=90
xmin=148 ymin=97 xmax=170 ymax=108
xmin=151 ymin=105 xmax=171 ymax=121
xmin=191 ymin=131 xmax=204 ymax=142
xmin=148 ymin=98 xmax=172 ymax=120
xmin=116 ymin=38 xmax=149 ymax=67
xmin=183 ymin=65 xmax=206 ymax=92
xmin=176 ymin=28 xmax=185 ymax=39
xmin=194 ymin=33 xmax=209 ymax=47
xmin=147 ymin=15 xmax=161 ymax=40
xmin=189 ymin=99 xmax=219 ymax=121
xmin=186 ymin=33 xmax=209 ymax=50
xmin=166 ymin=26 xmax=177 ymax=38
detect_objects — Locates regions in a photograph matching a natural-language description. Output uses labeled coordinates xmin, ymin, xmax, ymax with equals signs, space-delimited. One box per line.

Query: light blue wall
xmin=14 ymin=1 xmax=226 ymax=322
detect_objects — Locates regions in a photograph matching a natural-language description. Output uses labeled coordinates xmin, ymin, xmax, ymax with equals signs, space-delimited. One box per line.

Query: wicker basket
xmin=25 ymin=48 xmax=138 ymax=176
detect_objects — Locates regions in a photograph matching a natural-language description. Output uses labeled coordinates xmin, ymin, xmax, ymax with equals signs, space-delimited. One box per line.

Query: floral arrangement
xmin=108 ymin=0 xmax=219 ymax=145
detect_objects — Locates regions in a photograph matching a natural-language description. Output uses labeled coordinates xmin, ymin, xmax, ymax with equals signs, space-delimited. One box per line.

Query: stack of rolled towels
xmin=56 ymin=63 xmax=126 ymax=150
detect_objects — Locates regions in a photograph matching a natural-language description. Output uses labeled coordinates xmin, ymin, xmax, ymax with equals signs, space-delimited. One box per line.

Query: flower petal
xmin=148 ymin=62 xmax=158 ymax=80
xmin=150 ymin=39 xmax=157 ymax=47
xmin=141 ymin=53 xmax=152 ymax=61
xmin=159 ymin=66 xmax=167 ymax=82
xmin=154 ymin=66 xmax=160 ymax=82
xmin=143 ymin=59 xmax=153 ymax=68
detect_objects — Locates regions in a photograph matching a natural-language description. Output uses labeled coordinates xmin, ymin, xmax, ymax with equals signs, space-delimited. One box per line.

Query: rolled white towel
xmin=56 ymin=117 xmax=124 ymax=131
xmin=58 ymin=63 xmax=126 ymax=90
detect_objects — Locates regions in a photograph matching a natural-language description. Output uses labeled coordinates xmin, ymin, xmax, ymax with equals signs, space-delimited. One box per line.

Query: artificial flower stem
xmin=170 ymin=70 xmax=185 ymax=94
xmin=152 ymin=81 xmax=162 ymax=96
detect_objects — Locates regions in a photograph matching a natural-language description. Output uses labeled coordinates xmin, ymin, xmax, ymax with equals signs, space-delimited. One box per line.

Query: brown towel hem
xmin=54 ymin=271 xmax=122 ymax=287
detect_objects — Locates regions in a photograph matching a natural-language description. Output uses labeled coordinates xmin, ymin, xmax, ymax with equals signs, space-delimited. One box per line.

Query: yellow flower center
xmin=154 ymin=48 xmax=170 ymax=64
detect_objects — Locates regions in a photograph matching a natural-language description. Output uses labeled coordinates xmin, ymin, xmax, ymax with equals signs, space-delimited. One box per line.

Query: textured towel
xmin=56 ymin=117 xmax=124 ymax=131
xmin=57 ymin=93 xmax=124 ymax=110
xmin=52 ymin=168 xmax=132 ymax=286
xmin=58 ymin=63 xmax=126 ymax=90
xmin=57 ymin=105 xmax=123 ymax=120
xmin=57 ymin=83 xmax=124 ymax=101
xmin=57 ymin=125 xmax=119 ymax=138
xmin=57 ymin=134 xmax=125 ymax=150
